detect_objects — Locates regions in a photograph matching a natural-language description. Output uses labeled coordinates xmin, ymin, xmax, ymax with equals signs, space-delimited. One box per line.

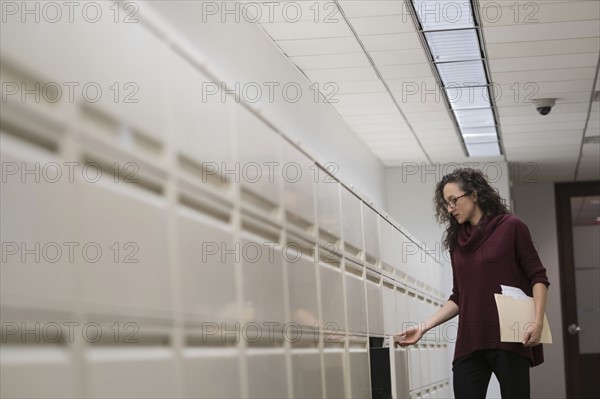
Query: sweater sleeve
xmin=448 ymin=250 xmax=460 ymax=305
xmin=514 ymin=218 xmax=550 ymax=288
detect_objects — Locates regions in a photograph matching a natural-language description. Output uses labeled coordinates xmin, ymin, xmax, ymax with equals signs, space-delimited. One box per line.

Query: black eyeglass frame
xmin=446 ymin=192 xmax=470 ymax=209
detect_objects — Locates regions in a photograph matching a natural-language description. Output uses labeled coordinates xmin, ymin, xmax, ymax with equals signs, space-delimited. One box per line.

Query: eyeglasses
xmin=445 ymin=193 xmax=469 ymax=209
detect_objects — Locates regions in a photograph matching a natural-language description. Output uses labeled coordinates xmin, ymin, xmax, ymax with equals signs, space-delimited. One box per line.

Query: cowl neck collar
xmin=457 ymin=213 xmax=511 ymax=251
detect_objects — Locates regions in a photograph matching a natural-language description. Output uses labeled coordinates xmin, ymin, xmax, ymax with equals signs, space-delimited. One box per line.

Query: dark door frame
xmin=555 ymin=180 xmax=600 ymax=398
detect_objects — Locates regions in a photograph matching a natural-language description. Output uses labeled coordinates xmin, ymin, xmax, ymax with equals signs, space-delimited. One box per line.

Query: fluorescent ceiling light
xmin=411 ymin=0 xmax=501 ymax=157
xmin=461 ymin=126 xmax=497 ymax=136
xmin=437 ymin=60 xmax=487 ymax=87
xmin=463 ymin=133 xmax=498 ymax=144
xmin=466 ymin=142 xmax=501 ymax=157
xmin=461 ymin=127 xmax=498 ymax=144
xmin=425 ymin=30 xmax=481 ymax=62
xmin=445 ymin=86 xmax=492 ymax=109
xmin=413 ymin=0 xmax=475 ymax=31
xmin=454 ymin=108 xmax=495 ymax=128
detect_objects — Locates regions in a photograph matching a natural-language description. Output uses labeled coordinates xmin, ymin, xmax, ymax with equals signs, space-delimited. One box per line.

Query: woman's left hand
xmin=523 ymin=322 xmax=542 ymax=347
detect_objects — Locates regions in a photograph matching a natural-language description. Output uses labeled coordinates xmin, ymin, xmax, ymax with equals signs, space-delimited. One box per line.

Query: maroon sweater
xmin=448 ymin=213 xmax=550 ymax=366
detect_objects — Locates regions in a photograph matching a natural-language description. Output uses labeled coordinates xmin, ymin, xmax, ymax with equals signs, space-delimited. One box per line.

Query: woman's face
xmin=442 ymin=182 xmax=482 ymax=225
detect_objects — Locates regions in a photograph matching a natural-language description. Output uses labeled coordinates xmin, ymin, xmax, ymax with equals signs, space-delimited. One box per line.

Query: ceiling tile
xmin=489 ymin=53 xmax=598 ymax=73
xmin=503 ymin=129 xmax=583 ymax=139
xmin=275 ymin=37 xmax=362 ymax=56
xmin=414 ymin=128 xmax=459 ymax=139
xmin=334 ymin=92 xmax=393 ymax=106
xmin=487 ymin=37 xmax=600 ymax=59
xmin=491 ymin=67 xmax=597 ymax=84
xmin=335 ymin=80 xmax=387 ymax=94
xmin=410 ymin=119 xmax=456 ymax=130
xmin=358 ymin=130 xmax=413 ymax=140
xmin=479 ymin=0 xmax=600 ymax=27
xmin=501 ymin=112 xmax=590 ymax=125
xmin=260 ymin=19 xmax=353 ymax=40
xmin=392 ymin=89 xmax=448 ymax=109
xmin=386 ymin=77 xmax=439 ymax=94
xmin=305 ymin=67 xmax=378 ymax=81
xmin=369 ymin=49 xmax=428 ymax=66
xmin=247 ymin=1 xmax=342 ymax=23
xmin=504 ymin=137 xmax=582 ymax=147
xmin=397 ymin=99 xmax=449 ymax=114
xmin=338 ymin=1 xmax=407 ymax=18
xmin=353 ymin=123 xmax=412 ymax=136
xmin=427 ymin=155 xmax=471 ymax=164
xmin=354 ymin=123 xmax=412 ymax=134
xmin=379 ymin=63 xmax=434 ymax=79
xmin=333 ymin=103 xmax=399 ymax=116
xmin=404 ymin=110 xmax=452 ymax=122
xmin=344 ymin=113 xmax=405 ymax=125
xmin=348 ymin=15 xmax=416 ymax=36
xmin=421 ymin=137 xmax=461 ymax=146
xmin=506 ymin=143 xmax=580 ymax=152
xmin=484 ymin=20 xmax=600 ymax=43
xmin=492 ymin=80 xmax=595 ymax=108
xmin=396 ymin=99 xmax=448 ymax=113
xmin=360 ymin=32 xmax=422 ymax=51
xmin=497 ymin=102 xmax=590 ymax=116
xmin=290 ymin=52 xmax=371 ymax=69
xmin=495 ymin=91 xmax=592 ymax=107
xmin=502 ymin=125 xmax=583 ymax=139
xmin=371 ymin=148 xmax=424 ymax=157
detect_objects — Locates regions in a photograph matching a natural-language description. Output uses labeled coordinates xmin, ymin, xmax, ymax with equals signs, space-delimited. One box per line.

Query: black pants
xmin=452 ymin=349 xmax=530 ymax=399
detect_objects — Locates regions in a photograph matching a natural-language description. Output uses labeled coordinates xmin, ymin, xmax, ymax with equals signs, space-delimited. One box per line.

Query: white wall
xmin=150 ymin=1 xmax=388 ymax=208
xmin=512 ymin=182 xmax=566 ymax=399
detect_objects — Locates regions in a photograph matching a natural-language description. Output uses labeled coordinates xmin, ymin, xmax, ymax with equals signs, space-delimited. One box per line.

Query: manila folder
xmin=494 ymin=294 xmax=552 ymax=344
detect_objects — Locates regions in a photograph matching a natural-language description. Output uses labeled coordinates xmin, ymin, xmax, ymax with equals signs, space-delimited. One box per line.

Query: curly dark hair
xmin=434 ymin=168 xmax=510 ymax=250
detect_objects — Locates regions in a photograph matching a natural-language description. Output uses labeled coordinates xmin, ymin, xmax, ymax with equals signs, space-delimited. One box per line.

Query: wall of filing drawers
xmin=1 ymin=4 xmax=450 ymax=399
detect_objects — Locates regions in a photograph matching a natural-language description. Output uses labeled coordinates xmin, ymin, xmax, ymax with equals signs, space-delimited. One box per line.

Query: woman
xmin=395 ymin=168 xmax=549 ymax=398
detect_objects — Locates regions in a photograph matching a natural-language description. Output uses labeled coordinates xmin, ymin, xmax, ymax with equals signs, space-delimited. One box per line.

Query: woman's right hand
xmin=393 ymin=301 xmax=458 ymax=348
xmin=393 ymin=325 xmax=425 ymax=348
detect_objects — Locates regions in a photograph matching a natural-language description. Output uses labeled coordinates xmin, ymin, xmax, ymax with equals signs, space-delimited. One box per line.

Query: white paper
xmin=500 ymin=284 xmax=529 ymax=300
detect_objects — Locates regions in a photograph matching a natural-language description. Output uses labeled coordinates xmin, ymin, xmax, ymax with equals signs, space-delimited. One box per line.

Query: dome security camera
xmin=534 ymin=98 xmax=556 ymax=116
